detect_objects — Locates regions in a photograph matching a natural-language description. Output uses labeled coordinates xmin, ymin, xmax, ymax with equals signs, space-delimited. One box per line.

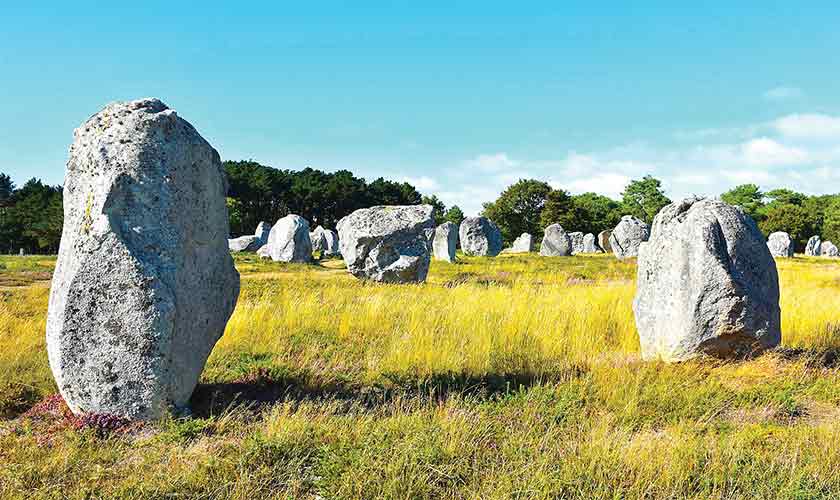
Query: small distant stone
xmin=582 ymin=233 xmax=601 ymax=253
xmin=257 ymin=244 xmax=271 ymax=259
xmin=310 ymin=225 xmax=326 ymax=253
xmin=569 ymin=232 xmax=585 ymax=255
xmin=267 ymin=215 xmax=313 ymax=263
xmin=597 ymin=230 xmax=612 ymax=253
xmin=821 ymin=241 xmax=839 ymax=257
xmin=509 ymin=233 xmax=534 ymax=253
xmin=609 ymin=216 xmax=650 ymax=259
xmin=459 ymin=217 xmax=503 ymax=257
xmin=433 ymin=222 xmax=458 ymax=262
xmin=228 ymin=235 xmax=261 ymax=253
xmin=767 ymin=231 xmax=794 ymax=258
xmin=805 ymin=235 xmax=821 ymax=256
xmin=254 ymin=221 xmax=271 ymax=245
xmin=321 ymin=228 xmax=340 ymax=257
xmin=540 ymin=224 xmax=572 ymax=256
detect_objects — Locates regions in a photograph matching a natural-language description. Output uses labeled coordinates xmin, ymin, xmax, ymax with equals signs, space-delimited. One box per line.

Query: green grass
xmin=2 ymin=253 xmax=840 ymax=498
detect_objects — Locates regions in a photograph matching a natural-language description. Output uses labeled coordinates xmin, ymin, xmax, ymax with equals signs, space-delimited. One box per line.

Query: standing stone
xmin=459 ymin=217 xmax=503 ymax=257
xmin=254 ymin=221 xmax=272 ymax=245
xmin=47 ymin=98 xmax=240 ymax=420
xmin=569 ymin=232 xmax=585 ymax=255
xmin=337 ymin=205 xmax=435 ymax=283
xmin=805 ymin=235 xmax=822 ymax=256
xmin=257 ymin=244 xmax=271 ymax=259
xmin=321 ymin=228 xmax=340 ymax=257
xmin=609 ymin=216 xmax=650 ymax=259
xmin=582 ymin=233 xmax=601 ymax=254
xmin=433 ymin=222 xmax=458 ymax=262
xmin=821 ymin=241 xmax=839 ymax=257
xmin=598 ymin=230 xmax=612 ymax=253
xmin=540 ymin=224 xmax=572 ymax=256
xmin=19 ymin=248 xmax=25 ymax=256
xmin=509 ymin=233 xmax=534 ymax=253
xmin=634 ymin=198 xmax=780 ymax=362
xmin=767 ymin=231 xmax=794 ymax=258
xmin=228 ymin=235 xmax=261 ymax=253
xmin=310 ymin=225 xmax=327 ymax=253
xmin=267 ymin=215 xmax=312 ymax=263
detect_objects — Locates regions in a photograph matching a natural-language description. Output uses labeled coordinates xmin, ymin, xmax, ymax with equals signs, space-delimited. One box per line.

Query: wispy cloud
xmin=763 ymin=86 xmax=804 ymax=101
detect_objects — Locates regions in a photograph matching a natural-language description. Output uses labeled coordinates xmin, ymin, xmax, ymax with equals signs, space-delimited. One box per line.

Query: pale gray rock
xmin=539 ymin=224 xmax=572 ymax=256
xmin=254 ymin=221 xmax=271 ymax=245
xmin=582 ymin=233 xmax=601 ymax=254
xmin=767 ymin=231 xmax=794 ymax=258
xmin=267 ymin=215 xmax=312 ymax=263
xmin=321 ymin=228 xmax=340 ymax=257
xmin=634 ymin=197 xmax=781 ymax=362
xmin=598 ymin=230 xmax=612 ymax=253
xmin=609 ymin=216 xmax=650 ymax=259
xmin=433 ymin=222 xmax=458 ymax=262
xmin=310 ymin=225 xmax=326 ymax=253
xmin=47 ymin=98 xmax=240 ymax=421
xmin=821 ymin=241 xmax=839 ymax=257
xmin=459 ymin=217 xmax=503 ymax=257
xmin=805 ymin=235 xmax=821 ymax=256
xmin=257 ymin=244 xmax=271 ymax=259
xmin=228 ymin=235 xmax=261 ymax=253
xmin=337 ymin=205 xmax=435 ymax=283
xmin=509 ymin=233 xmax=534 ymax=253
xmin=569 ymin=232 xmax=585 ymax=255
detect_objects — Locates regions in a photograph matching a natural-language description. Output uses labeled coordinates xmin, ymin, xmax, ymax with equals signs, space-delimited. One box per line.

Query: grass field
xmin=3 ymin=252 xmax=840 ymax=498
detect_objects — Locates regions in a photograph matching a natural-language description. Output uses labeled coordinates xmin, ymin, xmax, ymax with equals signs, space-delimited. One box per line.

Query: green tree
xmin=721 ymin=184 xmax=764 ymax=222
xmin=481 ymin=179 xmax=553 ymax=244
xmin=569 ymin=192 xmax=622 ymax=234
xmin=620 ymin=176 xmax=671 ymax=224
xmin=758 ymin=203 xmax=812 ymax=250
xmin=0 ymin=173 xmax=14 ymax=206
xmin=539 ymin=189 xmax=575 ymax=229
xmin=421 ymin=195 xmax=447 ymax=224
xmin=822 ymin=198 xmax=840 ymax=245
xmin=444 ymin=205 xmax=465 ymax=226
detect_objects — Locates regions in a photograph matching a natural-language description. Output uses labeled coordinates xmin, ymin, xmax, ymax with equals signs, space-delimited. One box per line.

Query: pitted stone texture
xmin=805 ymin=235 xmax=821 ymax=256
xmin=569 ymin=232 xmax=585 ymax=255
xmin=310 ymin=225 xmax=326 ymax=253
xmin=433 ymin=222 xmax=458 ymax=262
xmin=47 ymin=98 xmax=240 ymax=421
xmin=582 ymin=233 xmax=602 ymax=253
xmin=821 ymin=241 xmax=839 ymax=257
xmin=598 ymin=230 xmax=612 ymax=253
xmin=509 ymin=233 xmax=534 ymax=253
xmin=459 ymin=217 xmax=503 ymax=257
xmin=267 ymin=215 xmax=312 ymax=263
xmin=540 ymin=224 xmax=572 ymax=256
xmin=338 ymin=205 xmax=435 ymax=283
xmin=767 ymin=231 xmax=794 ymax=258
xmin=254 ymin=221 xmax=271 ymax=245
xmin=634 ymin=198 xmax=780 ymax=362
xmin=609 ymin=216 xmax=650 ymax=259
xmin=228 ymin=235 xmax=261 ymax=253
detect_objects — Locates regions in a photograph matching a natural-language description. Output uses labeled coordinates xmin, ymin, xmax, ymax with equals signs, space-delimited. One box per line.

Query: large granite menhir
xmin=540 ymin=224 xmax=572 ymax=256
xmin=459 ymin=217 xmax=503 ymax=257
xmin=610 ymin=216 xmax=649 ymax=259
xmin=267 ymin=215 xmax=312 ymax=263
xmin=47 ymin=98 xmax=240 ymax=421
xmin=338 ymin=205 xmax=435 ymax=283
xmin=634 ymin=198 xmax=780 ymax=362
xmin=434 ymin=222 xmax=458 ymax=262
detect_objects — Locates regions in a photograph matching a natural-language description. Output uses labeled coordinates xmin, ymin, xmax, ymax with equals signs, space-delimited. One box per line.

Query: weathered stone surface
xmin=257 ymin=244 xmax=271 ymax=259
xmin=433 ymin=222 xmax=458 ymax=262
xmin=509 ymin=233 xmax=534 ymax=253
xmin=598 ymin=230 xmax=612 ymax=253
xmin=267 ymin=215 xmax=312 ymax=263
xmin=540 ymin=224 xmax=572 ymax=256
xmin=459 ymin=217 xmax=503 ymax=257
xmin=821 ymin=241 xmax=839 ymax=257
xmin=321 ymin=228 xmax=340 ymax=257
xmin=337 ymin=205 xmax=435 ymax=283
xmin=569 ymin=232 xmax=585 ymax=255
xmin=254 ymin=221 xmax=271 ymax=245
xmin=228 ymin=235 xmax=261 ymax=253
xmin=767 ymin=231 xmax=794 ymax=258
xmin=47 ymin=98 xmax=240 ymax=421
xmin=582 ymin=233 xmax=601 ymax=253
xmin=609 ymin=216 xmax=650 ymax=259
xmin=634 ymin=197 xmax=781 ymax=362
xmin=805 ymin=235 xmax=822 ymax=256
xmin=310 ymin=225 xmax=326 ymax=253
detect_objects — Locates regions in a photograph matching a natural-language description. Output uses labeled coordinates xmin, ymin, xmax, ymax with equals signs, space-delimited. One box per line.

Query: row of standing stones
xmin=42 ymin=98 xmax=804 ymax=421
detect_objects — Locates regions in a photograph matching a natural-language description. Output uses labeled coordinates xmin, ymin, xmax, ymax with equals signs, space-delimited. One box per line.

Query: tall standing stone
xmin=321 ymin=228 xmax=340 ymax=257
xmin=805 ymin=236 xmax=822 ymax=256
xmin=540 ymin=224 xmax=572 ymax=256
xmin=767 ymin=231 xmax=794 ymax=258
xmin=337 ymin=205 xmax=435 ymax=283
xmin=310 ymin=225 xmax=327 ymax=253
xmin=459 ymin=217 xmax=503 ymax=257
xmin=634 ymin=198 xmax=780 ymax=362
xmin=821 ymin=241 xmax=839 ymax=257
xmin=47 ymin=98 xmax=240 ymax=420
xmin=433 ymin=222 xmax=458 ymax=262
xmin=582 ymin=233 xmax=601 ymax=254
xmin=509 ymin=233 xmax=534 ymax=253
xmin=598 ymin=230 xmax=612 ymax=253
xmin=609 ymin=216 xmax=650 ymax=259
xmin=267 ymin=215 xmax=312 ymax=263
xmin=569 ymin=232 xmax=585 ymax=255
xmin=254 ymin=221 xmax=272 ymax=245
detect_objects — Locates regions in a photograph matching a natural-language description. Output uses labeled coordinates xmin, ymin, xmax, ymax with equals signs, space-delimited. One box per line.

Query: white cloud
xmin=400 ymin=175 xmax=439 ymax=191
xmin=774 ymin=114 xmax=840 ymax=140
xmin=763 ymin=86 xmax=804 ymax=101
xmin=560 ymin=173 xmax=631 ymax=199
xmin=741 ymin=138 xmax=808 ymax=166
xmin=464 ymin=153 xmax=520 ymax=172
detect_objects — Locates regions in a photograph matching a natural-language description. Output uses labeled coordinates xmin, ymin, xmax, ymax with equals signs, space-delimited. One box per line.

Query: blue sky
xmin=2 ymin=2 xmax=840 ymax=215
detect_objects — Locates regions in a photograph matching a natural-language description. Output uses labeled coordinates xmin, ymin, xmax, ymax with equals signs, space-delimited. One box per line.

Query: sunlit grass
xmin=3 ymin=253 xmax=840 ymax=498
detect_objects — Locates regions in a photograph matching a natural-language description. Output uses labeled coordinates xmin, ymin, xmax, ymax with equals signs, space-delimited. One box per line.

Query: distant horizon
xmin=3 ymin=2 xmax=840 ymax=216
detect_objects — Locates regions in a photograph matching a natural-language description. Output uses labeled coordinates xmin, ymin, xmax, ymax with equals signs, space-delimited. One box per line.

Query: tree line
xmin=3 ymin=162 xmax=840 ymax=254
